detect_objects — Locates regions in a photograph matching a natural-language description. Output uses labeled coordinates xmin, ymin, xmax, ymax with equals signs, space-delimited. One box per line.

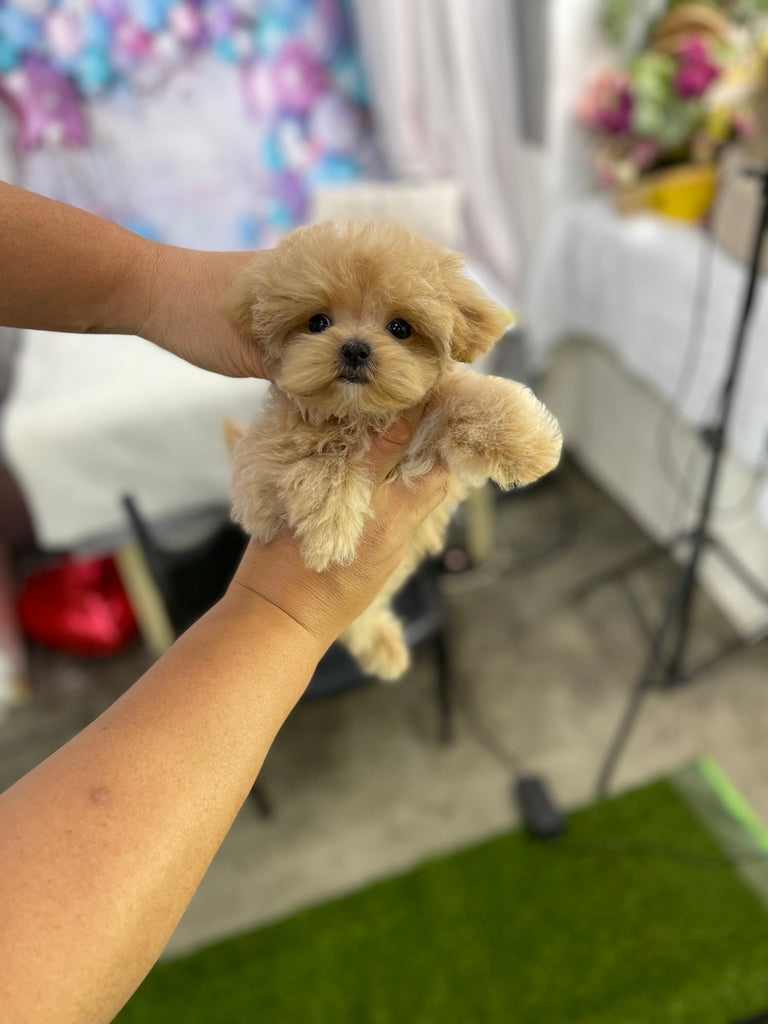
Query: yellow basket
xmin=616 ymin=164 xmax=718 ymax=221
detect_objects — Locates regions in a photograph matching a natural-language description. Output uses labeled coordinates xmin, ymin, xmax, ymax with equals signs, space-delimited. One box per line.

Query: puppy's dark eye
xmin=387 ymin=318 xmax=412 ymax=340
xmin=308 ymin=313 xmax=332 ymax=333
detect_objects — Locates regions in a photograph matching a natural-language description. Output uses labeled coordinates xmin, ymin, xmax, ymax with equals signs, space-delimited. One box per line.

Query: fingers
xmin=374 ymin=461 xmax=451 ymax=533
xmin=368 ymin=406 xmax=449 ymax=528
xmin=398 ymin=463 xmax=451 ymax=526
xmin=368 ymin=405 xmax=424 ymax=484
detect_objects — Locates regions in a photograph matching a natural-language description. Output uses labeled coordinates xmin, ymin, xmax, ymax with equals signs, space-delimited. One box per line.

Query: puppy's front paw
xmin=441 ymin=376 xmax=562 ymax=489
xmin=490 ymin=386 xmax=563 ymax=489
xmin=299 ymin=510 xmax=367 ymax=573
xmin=280 ymin=459 xmax=372 ymax=571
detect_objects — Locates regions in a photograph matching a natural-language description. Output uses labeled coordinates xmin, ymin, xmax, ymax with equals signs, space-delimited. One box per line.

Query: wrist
xmin=91 ymin=228 xmax=163 ymax=337
xmin=130 ymin=239 xmax=175 ymax=343
xmin=228 ymin=536 xmax=357 ymax=653
xmin=219 ymin=577 xmax=332 ymax=665
xmin=130 ymin=242 xmax=204 ymax=351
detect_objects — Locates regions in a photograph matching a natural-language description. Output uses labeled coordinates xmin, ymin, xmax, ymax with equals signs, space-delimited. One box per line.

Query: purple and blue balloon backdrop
xmin=0 ymin=0 xmax=374 ymax=248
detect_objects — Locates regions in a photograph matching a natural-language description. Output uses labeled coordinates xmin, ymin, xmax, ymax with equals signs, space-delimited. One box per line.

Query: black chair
xmin=122 ymin=497 xmax=247 ymax=638
xmin=122 ymin=497 xmax=454 ymax=812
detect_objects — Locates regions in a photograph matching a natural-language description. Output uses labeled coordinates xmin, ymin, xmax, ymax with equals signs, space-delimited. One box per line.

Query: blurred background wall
xmin=0 ymin=0 xmax=610 ymax=301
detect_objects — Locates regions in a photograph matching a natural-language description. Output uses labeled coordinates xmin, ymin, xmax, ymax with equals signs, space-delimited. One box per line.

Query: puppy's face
xmin=226 ymin=219 xmax=510 ymax=421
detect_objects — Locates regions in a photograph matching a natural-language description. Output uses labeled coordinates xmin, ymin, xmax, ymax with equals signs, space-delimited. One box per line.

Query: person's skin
xmin=0 ymin=181 xmax=264 ymax=377
xmin=0 ymin=183 xmax=450 ymax=1024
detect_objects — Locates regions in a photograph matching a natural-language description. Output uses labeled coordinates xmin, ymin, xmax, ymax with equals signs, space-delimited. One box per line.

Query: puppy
xmin=225 ymin=219 xmax=562 ymax=680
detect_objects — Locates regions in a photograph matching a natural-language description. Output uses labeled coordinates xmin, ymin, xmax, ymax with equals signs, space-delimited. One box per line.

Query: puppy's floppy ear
xmin=449 ymin=273 xmax=512 ymax=364
xmin=222 ymin=250 xmax=273 ymax=339
xmin=222 ymin=417 xmax=245 ymax=457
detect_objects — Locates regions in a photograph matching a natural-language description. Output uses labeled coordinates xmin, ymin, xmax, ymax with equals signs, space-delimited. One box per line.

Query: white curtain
xmin=350 ymin=0 xmax=532 ymax=300
xmin=546 ymin=0 xmax=610 ymax=206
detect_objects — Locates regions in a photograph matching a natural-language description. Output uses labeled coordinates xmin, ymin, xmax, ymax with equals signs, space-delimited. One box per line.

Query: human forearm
xmin=0 ymin=181 xmax=156 ymax=336
xmin=0 ymin=182 xmax=263 ymax=376
xmin=0 ymin=589 xmax=324 ymax=1024
xmin=0 ymin=404 xmax=448 ymax=1024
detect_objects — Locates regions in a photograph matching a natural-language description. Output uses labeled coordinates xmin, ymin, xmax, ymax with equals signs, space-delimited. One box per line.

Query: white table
xmin=3 ymin=330 xmax=269 ymax=551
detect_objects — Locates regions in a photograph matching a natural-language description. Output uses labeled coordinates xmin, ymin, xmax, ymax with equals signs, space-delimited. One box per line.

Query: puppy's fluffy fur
xmin=226 ymin=219 xmax=562 ymax=680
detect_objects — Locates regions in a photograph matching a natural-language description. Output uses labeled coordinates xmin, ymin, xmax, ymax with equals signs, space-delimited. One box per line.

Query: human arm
xmin=0 ymin=409 xmax=448 ymax=1024
xmin=0 ymin=181 xmax=265 ymax=377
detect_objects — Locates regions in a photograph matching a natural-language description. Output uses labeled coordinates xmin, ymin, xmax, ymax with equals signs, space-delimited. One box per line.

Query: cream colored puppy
xmin=226 ymin=219 xmax=562 ymax=680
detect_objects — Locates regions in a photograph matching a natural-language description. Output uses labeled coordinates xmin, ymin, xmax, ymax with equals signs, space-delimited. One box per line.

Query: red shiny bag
xmin=16 ymin=555 xmax=138 ymax=656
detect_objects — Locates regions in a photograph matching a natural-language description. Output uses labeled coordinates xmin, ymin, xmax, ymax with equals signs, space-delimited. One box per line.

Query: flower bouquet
xmin=577 ymin=1 xmax=762 ymax=218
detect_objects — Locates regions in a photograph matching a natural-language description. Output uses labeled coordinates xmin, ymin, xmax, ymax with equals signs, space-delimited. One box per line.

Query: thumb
xmin=368 ymin=405 xmax=424 ymax=484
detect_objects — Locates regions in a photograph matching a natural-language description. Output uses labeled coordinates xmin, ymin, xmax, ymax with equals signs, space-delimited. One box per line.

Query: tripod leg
xmin=596 ymin=661 xmax=656 ymax=798
xmin=571 ymin=542 xmax=666 ymax=602
xmin=596 ymin=561 xmax=696 ymax=797
xmin=666 ymin=171 xmax=768 ymax=680
xmin=661 ymin=538 xmax=703 ymax=686
xmin=599 ymin=166 xmax=768 ymax=794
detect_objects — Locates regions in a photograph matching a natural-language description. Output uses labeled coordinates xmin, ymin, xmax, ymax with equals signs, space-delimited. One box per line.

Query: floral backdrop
xmin=0 ymin=0 xmax=374 ymax=248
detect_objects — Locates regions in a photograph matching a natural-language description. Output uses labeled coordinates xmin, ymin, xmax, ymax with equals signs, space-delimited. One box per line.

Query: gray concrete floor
xmin=1 ymin=460 xmax=766 ymax=960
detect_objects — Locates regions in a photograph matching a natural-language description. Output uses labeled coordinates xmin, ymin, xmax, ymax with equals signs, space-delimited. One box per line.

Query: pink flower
xmin=272 ymin=42 xmax=326 ymax=115
xmin=673 ymin=36 xmax=721 ymax=99
xmin=0 ymin=59 xmax=88 ymax=151
xmin=576 ymin=69 xmax=633 ymax=135
xmin=113 ymin=20 xmax=154 ymax=70
xmin=597 ymin=84 xmax=632 ymax=134
xmin=240 ymin=60 xmax=281 ymax=119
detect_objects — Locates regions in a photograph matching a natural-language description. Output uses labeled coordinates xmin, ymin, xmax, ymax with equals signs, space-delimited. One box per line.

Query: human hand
xmin=227 ymin=406 xmax=449 ymax=651
xmin=135 ymin=245 xmax=267 ymax=379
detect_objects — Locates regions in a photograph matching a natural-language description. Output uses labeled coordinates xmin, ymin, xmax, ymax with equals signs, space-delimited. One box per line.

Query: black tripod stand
xmin=579 ymin=165 xmax=768 ymax=798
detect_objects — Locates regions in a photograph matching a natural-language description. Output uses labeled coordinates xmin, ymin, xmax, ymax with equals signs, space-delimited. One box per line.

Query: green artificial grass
xmin=117 ymin=775 xmax=768 ymax=1024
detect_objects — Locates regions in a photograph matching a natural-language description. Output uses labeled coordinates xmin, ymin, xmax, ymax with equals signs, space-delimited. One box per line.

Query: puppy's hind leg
xmin=340 ymin=606 xmax=410 ymax=682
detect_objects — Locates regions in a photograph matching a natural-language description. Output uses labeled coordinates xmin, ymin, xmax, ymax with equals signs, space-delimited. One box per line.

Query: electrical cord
xmin=501 ymin=472 xmax=579 ymax=576
xmin=448 ymin=611 xmax=768 ymax=864
xmin=662 ymin=370 xmax=768 ymax=530
xmin=451 ymin=668 xmax=525 ymax=776
xmin=654 ymin=207 xmax=717 ymax=531
xmin=455 ymin=685 xmax=768 ymax=868
xmin=452 ymin=679 xmax=569 ymax=839
xmin=596 ymin=165 xmax=768 ymax=801
xmin=453 ymin=670 xmax=768 ymax=866
xmin=438 ymin=473 xmax=579 ymax=836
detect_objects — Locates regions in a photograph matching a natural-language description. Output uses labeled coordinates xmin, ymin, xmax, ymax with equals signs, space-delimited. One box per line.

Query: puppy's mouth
xmin=337 ymin=367 xmax=372 ymax=384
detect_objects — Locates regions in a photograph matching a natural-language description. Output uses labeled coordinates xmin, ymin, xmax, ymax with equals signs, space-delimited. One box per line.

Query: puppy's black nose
xmin=340 ymin=340 xmax=371 ymax=369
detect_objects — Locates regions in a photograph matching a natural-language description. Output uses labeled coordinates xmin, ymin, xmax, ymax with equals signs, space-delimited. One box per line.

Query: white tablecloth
xmin=526 ymin=198 xmax=768 ymax=482
xmin=2 ymin=331 xmax=269 ymax=550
